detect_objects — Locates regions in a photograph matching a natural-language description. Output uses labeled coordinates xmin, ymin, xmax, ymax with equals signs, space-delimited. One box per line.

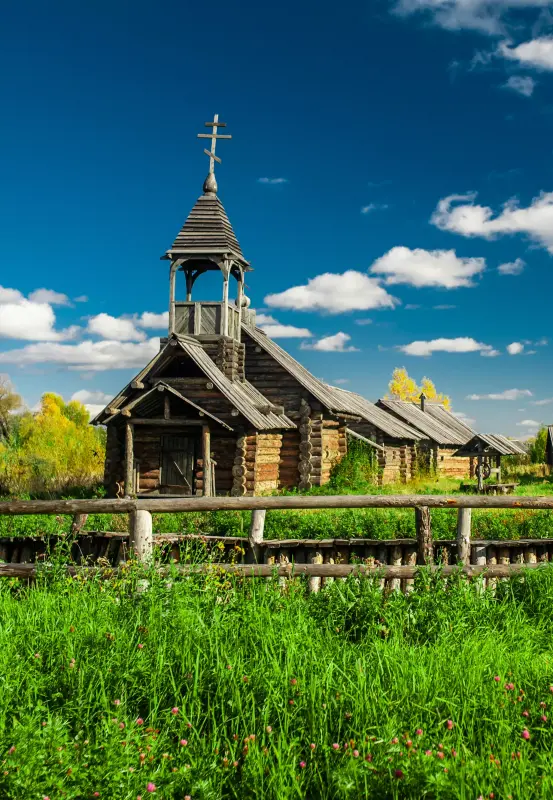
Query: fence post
xmin=129 ymin=510 xmax=153 ymax=563
xmin=456 ymin=507 xmax=472 ymax=566
xmin=249 ymin=509 xmax=266 ymax=563
xmin=415 ymin=506 xmax=433 ymax=564
xmin=308 ymin=550 xmax=323 ymax=593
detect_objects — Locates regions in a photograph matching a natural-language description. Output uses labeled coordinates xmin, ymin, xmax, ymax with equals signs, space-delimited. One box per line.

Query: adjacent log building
xmin=93 ymin=121 xmax=427 ymax=496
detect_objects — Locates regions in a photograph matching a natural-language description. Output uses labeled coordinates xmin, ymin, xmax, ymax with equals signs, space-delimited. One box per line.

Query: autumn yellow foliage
xmin=387 ymin=368 xmax=451 ymax=409
xmin=0 ymin=393 xmax=105 ymax=496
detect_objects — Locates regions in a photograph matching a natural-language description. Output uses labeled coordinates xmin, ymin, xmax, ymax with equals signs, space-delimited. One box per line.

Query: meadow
xmin=2 ymin=564 xmax=553 ymax=799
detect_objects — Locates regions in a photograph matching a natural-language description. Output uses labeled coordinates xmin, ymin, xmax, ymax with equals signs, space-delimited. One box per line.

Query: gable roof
xmin=92 ymin=335 xmax=294 ymax=431
xmin=377 ymin=399 xmax=476 ymax=446
xmin=164 ymin=193 xmax=250 ymax=268
xmin=119 ymin=382 xmax=232 ymax=430
xmin=454 ymin=433 xmax=528 ymax=457
xmin=243 ymin=325 xmax=422 ymax=440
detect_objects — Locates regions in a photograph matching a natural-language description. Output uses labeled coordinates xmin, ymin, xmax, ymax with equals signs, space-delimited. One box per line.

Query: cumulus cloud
xmin=393 ymin=1 xmax=553 ymax=36
xmin=28 ymin=288 xmax=71 ymax=306
xmin=136 ymin=311 xmax=169 ymax=329
xmin=301 ymin=332 xmax=359 ymax=352
xmin=431 ymin=191 xmax=553 ymax=254
xmin=467 ymin=388 xmax=533 ymax=400
xmin=502 ymin=75 xmax=536 ymax=95
xmin=507 ymin=341 xmax=524 ymax=354
xmin=499 ymin=37 xmax=553 ymax=69
xmin=87 ymin=313 xmax=146 ymax=342
xmin=265 ymin=271 xmax=399 ymax=314
xmin=517 ymin=418 xmax=541 ymax=426
xmin=74 ymin=295 xmax=88 ymax=303
xmin=452 ymin=410 xmax=477 ymax=424
xmin=258 ymin=177 xmax=288 ymax=185
xmin=0 ymin=285 xmax=80 ymax=341
xmin=371 ymin=246 xmax=486 ymax=288
xmin=70 ymin=389 xmax=113 ymax=418
xmin=0 ymin=339 xmax=160 ymax=371
xmin=498 ymin=257 xmax=525 ymax=274
xmin=355 ymin=319 xmax=373 ymax=326
xmin=399 ymin=336 xmax=496 ymax=356
xmin=531 ymin=397 xmax=553 ymax=405
xmin=333 ymin=378 xmax=350 ymax=385
xmin=255 ymin=313 xmax=313 ymax=338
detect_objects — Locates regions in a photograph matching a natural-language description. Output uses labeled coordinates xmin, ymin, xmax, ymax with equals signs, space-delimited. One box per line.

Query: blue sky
xmin=1 ymin=0 xmax=552 ymax=436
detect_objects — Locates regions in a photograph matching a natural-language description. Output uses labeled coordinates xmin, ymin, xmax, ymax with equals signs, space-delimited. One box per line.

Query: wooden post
xmin=248 ymin=509 xmax=266 ymax=563
xmin=221 ymin=265 xmax=229 ymax=336
xmin=125 ymin=422 xmax=134 ymax=498
xmin=474 ymin=543 xmax=487 ymax=591
xmin=405 ymin=546 xmax=417 ymax=593
xmin=168 ymin=262 xmax=177 ymax=334
xmin=390 ymin=545 xmax=402 ymax=591
xmin=456 ymin=507 xmax=472 ymax=565
xmin=236 ymin=273 xmax=243 ymax=342
xmin=129 ymin=510 xmax=153 ymax=563
xmin=415 ymin=506 xmax=433 ymax=564
xmin=70 ymin=513 xmax=88 ymax=536
xmin=202 ymin=425 xmax=211 ymax=497
xmin=308 ymin=550 xmax=323 ymax=593
xmin=496 ymin=454 xmax=501 ymax=485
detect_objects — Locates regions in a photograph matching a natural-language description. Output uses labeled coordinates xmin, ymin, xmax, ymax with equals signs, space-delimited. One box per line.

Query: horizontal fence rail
xmin=1 ymin=495 xmax=552 ymax=591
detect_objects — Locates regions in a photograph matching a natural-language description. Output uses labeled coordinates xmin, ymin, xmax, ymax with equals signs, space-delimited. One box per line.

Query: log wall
xmin=435 ymin=447 xmax=473 ymax=478
xmin=278 ymin=430 xmax=300 ymax=490
xmin=347 ymin=422 xmax=417 ymax=485
xmin=321 ymin=419 xmax=347 ymax=484
xmin=254 ymin=433 xmax=282 ymax=494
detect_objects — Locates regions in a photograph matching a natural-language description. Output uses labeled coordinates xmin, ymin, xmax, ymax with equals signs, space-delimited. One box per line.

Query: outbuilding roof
xmin=376 ymin=399 xmax=476 ymax=446
xmin=453 ymin=433 xmax=528 ymax=457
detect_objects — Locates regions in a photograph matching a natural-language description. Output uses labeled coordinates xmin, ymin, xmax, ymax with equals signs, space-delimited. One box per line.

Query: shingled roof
xmin=242 ymin=325 xmax=423 ymax=440
xmin=164 ymin=193 xmax=250 ymax=268
xmin=454 ymin=433 xmax=528 ymax=457
xmin=377 ymin=399 xmax=476 ymax=446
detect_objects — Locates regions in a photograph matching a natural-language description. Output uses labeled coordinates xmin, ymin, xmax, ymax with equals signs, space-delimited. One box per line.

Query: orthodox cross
xmin=197 ymin=114 xmax=232 ymax=175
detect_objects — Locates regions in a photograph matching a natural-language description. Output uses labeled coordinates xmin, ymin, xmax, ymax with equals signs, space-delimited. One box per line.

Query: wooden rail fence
xmin=0 ymin=494 xmax=552 ymax=590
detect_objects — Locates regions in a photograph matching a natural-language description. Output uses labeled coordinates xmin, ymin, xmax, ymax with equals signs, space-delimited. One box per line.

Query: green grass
xmin=2 ymin=566 xmax=553 ymax=797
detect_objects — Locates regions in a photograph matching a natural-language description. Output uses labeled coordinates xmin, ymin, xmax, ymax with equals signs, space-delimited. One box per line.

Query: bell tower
xmin=163 ymin=114 xmax=256 ymax=364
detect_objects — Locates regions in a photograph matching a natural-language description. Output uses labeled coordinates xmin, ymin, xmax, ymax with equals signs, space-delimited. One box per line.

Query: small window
xmin=440 ymin=455 xmax=444 ymax=462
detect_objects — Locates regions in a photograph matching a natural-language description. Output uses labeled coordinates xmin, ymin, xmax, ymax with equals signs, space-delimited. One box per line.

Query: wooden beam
xmin=202 ymin=425 xmax=211 ymax=497
xmin=124 ymin=422 xmax=134 ymax=498
xmin=130 ymin=418 xmax=207 ymax=426
xmin=415 ymin=506 xmax=432 ymax=564
xmin=164 ymin=394 xmax=171 ymax=420
xmin=456 ymin=507 xmax=472 ymax=566
xmin=131 ymin=380 xmax=144 ymax=390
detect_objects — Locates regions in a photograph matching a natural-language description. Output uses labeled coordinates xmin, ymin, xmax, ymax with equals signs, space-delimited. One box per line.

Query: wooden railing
xmin=0 ymin=494 xmax=552 ymax=588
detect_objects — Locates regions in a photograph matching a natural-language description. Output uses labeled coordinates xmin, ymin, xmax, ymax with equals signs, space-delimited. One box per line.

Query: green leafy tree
xmin=0 ymin=375 xmax=22 ymax=439
xmin=528 ymin=427 xmax=547 ymax=464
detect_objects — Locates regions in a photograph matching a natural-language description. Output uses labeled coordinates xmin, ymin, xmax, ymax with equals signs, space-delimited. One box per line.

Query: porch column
xmin=124 ymin=422 xmax=135 ymax=497
xmin=202 ymin=424 xmax=212 ymax=497
xmin=168 ymin=262 xmax=178 ymax=334
xmin=236 ymin=269 xmax=244 ymax=342
xmin=496 ymin=454 xmax=501 ymax=484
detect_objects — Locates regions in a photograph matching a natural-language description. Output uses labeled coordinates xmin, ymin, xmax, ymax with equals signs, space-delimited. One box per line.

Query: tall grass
xmin=2 ymin=567 xmax=553 ymax=798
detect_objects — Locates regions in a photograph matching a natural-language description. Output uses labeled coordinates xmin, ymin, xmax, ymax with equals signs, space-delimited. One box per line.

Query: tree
xmin=528 ymin=427 xmax=547 ymax=464
xmin=0 ymin=375 xmax=22 ymax=439
xmin=0 ymin=392 xmax=105 ymax=495
xmin=387 ymin=368 xmax=451 ymax=409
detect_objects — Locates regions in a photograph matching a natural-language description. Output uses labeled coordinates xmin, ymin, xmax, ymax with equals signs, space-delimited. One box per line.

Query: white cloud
xmin=434 ymin=304 xmax=456 ymax=309
xmin=265 ymin=271 xmax=399 ymax=314
xmin=507 ymin=341 xmax=524 ymax=354
xmin=74 ymin=295 xmax=88 ymax=303
xmin=499 ymin=37 xmax=553 ymax=70
xmin=517 ymin=418 xmax=541 ymax=426
xmin=393 ymin=1 xmax=553 ymax=36
xmin=28 ymin=288 xmax=71 ymax=306
xmin=0 ymin=286 xmax=79 ymax=342
xmin=361 ymin=203 xmax=389 ymax=214
xmin=498 ymin=257 xmax=525 ymax=274
xmin=254 ymin=313 xmax=313 ymax=338
xmin=503 ymin=75 xmax=536 ymax=95
xmin=399 ymin=336 xmax=496 ymax=356
xmin=258 ymin=177 xmax=288 ymax=185
xmin=70 ymin=389 xmax=113 ymax=418
xmin=405 ymin=304 xmax=422 ymax=310
xmin=452 ymin=410 xmax=477 ymax=424
xmin=370 ymin=246 xmax=485 ymax=288
xmin=355 ymin=318 xmax=373 ymax=326
xmin=333 ymin=378 xmax=350 ymax=385
xmin=301 ymin=332 xmax=359 ymax=352
xmin=467 ymin=388 xmax=533 ymax=400
xmin=0 ymin=339 xmax=160 ymax=371
xmin=532 ymin=397 xmax=553 ymax=405
xmin=87 ymin=313 xmax=146 ymax=342
xmin=136 ymin=311 xmax=169 ymax=329
xmin=431 ymin=191 xmax=553 ymax=254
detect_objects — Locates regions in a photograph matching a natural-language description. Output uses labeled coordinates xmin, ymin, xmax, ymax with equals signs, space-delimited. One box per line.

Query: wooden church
xmin=93 ymin=115 xmax=441 ymax=497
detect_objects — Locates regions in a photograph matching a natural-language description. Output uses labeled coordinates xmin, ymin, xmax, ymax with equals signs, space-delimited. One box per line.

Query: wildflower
xmin=180 ymin=740 xmax=188 ymax=747
xmin=425 ymin=750 xmax=432 ymax=756
xmin=299 ymin=761 xmax=306 ymax=768
xmin=266 ymin=726 xmax=272 ymax=733
xmin=493 ymin=676 xmax=500 ymax=682
xmin=136 ymin=718 xmax=144 ymax=726
xmin=505 ymin=683 xmax=515 ymax=691
xmin=452 ymin=749 xmax=457 ymax=758
xmin=289 ymin=700 xmax=295 ymax=706
xmin=119 ymin=723 xmax=125 ymax=730
xmin=436 ymin=751 xmax=445 ymax=760
xmin=171 ymin=707 xmax=179 ymax=715
xmin=446 ymin=720 xmax=454 ymax=730
xmin=113 ymin=699 xmax=121 ymax=706
xmin=137 ymin=644 xmax=144 ymax=650
xmin=415 ymin=728 xmax=423 ymax=736
xmin=34 ymin=653 xmax=40 ymax=659
xmin=438 ymin=743 xmax=444 ymax=750
xmin=365 ymin=753 xmax=373 ymax=762
xmin=405 ymin=739 xmax=412 ymax=748
xmin=8 ymin=747 xmax=15 ymax=755
xmin=522 ymin=710 xmax=529 ymax=717
xmin=542 ymin=715 xmax=548 ymax=722
xmin=242 ymin=676 xmax=249 ymax=683
xmin=69 ymin=659 xmax=76 ymax=669
xmin=185 ymin=796 xmax=191 ymax=800
xmin=233 ymin=761 xmax=238 ymax=767
xmin=521 ymin=729 xmax=531 ymax=740
xmin=394 ymin=769 xmax=404 ymax=779
xmin=391 ymin=737 xmax=399 ymax=744
xmin=290 ymin=678 xmax=297 ymax=686
xmin=541 ymin=701 xmax=547 ymax=708
xmin=146 ymin=784 xmax=156 ymax=794
xmin=310 ymin=743 xmax=316 ymax=751
xmin=226 ymin=665 xmax=232 ymax=670
xmin=332 ymin=743 xmax=340 ymax=751
xmin=353 ymin=749 xmax=359 ymax=758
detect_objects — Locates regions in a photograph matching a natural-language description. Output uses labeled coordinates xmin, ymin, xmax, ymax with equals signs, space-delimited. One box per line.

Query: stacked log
xmin=278 ymin=430 xmax=301 ymax=490
xmin=216 ymin=339 xmax=246 ymax=382
xmin=298 ymin=400 xmax=313 ymax=491
xmin=134 ymin=430 xmax=161 ymax=493
xmin=321 ymin=420 xmax=347 ymax=484
xmin=231 ymin=435 xmax=248 ymax=496
xmin=254 ymin=433 xmax=282 ymax=494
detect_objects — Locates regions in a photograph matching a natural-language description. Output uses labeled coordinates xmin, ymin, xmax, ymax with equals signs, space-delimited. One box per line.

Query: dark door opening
xmin=160 ymin=434 xmax=198 ymax=495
